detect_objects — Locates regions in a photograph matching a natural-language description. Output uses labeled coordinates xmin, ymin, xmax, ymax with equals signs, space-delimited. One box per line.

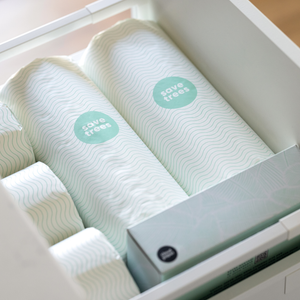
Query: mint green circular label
xmin=74 ymin=111 xmax=119 ymax=144
xmin=153 ymin=77 xmax=197 ymax=109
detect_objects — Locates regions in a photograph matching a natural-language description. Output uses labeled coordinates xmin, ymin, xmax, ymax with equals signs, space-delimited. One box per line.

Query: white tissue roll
xmin=50 ymin=228 xmax=140 ymax=300
xmin=2 ymin=162 xmax=84 ymax=246
xmin=0 ymin=57 xmax=187 ymax=258
xmin=0 ymin=103 xmax=35 ymax=178
xmin=81 ymin=19 xmax=274 ymax=196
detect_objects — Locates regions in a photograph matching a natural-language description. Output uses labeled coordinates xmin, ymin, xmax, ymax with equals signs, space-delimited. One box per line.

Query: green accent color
xmin=74 ymin=111 xmax=119 ymax=144
xmin=81 ymin=18 xmax=273 ymax=196
xmin=127 ymin=146 xmax=300 ymax=292
xmin=153 ymin=77 xmax=197 ymax=109
xmin=0 ymin=56 xmax=187 ymax=258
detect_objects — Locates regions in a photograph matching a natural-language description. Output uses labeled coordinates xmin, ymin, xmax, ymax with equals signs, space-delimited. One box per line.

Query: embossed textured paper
xmin=0 ymin=103 xmax=35 ymax=178
xmin=50 ymin=228 xmax=140 ymax=300
xmin=0 ymin=57 xmax=187 ymax=257
xmin=2 ymin=162 xmax=84 ymax=246
xmin=81 ymin=19 xmax=273 ymax=195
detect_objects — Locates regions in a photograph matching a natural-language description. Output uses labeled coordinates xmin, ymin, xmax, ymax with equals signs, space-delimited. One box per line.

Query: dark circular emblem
xmin=157 ymin=246 xmax=177 ymax=262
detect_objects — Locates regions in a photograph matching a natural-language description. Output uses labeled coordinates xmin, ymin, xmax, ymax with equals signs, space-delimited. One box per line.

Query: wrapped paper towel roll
xmin=0 ymin=57 xmax=187 ymax=257
xmin=0 ymin=103 xmax=35 ymax=178
xmin=50 ymin=228 xmax=140 ymax=300
xmin=2 ymin=162 xmax=84 ymax=246
xmin=81 ymin=19 xmax=274 ymax=196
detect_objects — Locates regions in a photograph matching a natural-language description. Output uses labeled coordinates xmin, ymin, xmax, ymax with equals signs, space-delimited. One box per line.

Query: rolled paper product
xmin=81 ymin=19 xmax=274 ymax=196
xmin=0 ymin=103 xmax=35 ymax=178
xmin=50 ymin=228 xmax=140 ymax=300
xmin=2 ymin=162 xmax=84 ymax=246
xmin=0 ymin=57 xmax=187 ymax=257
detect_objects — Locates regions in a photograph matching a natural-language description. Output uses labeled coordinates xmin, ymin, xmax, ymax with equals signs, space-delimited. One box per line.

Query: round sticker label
xmin=153 ymin=77 xmax=197 ymax=109
xmin=157 ymin=246 xmax=178 ymax=263
xmin=74 ymin=111 xmax=119 ymax=144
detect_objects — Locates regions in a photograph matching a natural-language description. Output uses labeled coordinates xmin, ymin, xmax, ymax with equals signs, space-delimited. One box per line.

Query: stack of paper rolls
xmin=2 ymin=162 xmax=84 ymax=246
xmin=50 ymin=228 xmax=140 ymax=300
xmin=0 ymin=103 xmax=35 ymax=178
xmin=0 ymin=57 xmax=187 ymax=258
xmin=81 ymin=19 xmax=274 ymax=196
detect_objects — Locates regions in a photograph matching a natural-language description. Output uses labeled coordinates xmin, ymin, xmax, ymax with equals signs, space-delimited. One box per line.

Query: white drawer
xmin=1 ymin=1 xmax=300 ymax=299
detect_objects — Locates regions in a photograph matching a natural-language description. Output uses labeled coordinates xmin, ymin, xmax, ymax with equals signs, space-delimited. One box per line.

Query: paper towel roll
xmin=0 ymin=103 xmax=35 ymax=178
xmin=0 ymin=57 xmax=187 ymax=257
xmin=50 ymin=228 xmax=140 ymax=300
xmin=81 ymin=19 xmax=274 ymax=196
xmin=2 ymin=162 xmax=84 ymax=246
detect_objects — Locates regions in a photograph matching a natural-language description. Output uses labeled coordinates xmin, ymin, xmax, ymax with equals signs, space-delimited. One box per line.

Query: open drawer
xmin=1 ymin=0 xmax=300 ymax=299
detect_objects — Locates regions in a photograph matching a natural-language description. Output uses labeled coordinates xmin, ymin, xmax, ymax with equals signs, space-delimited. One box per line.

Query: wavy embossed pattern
xmin=81 ymin=19 xmax=274 ymax=196
xmin=0 ymin=103 xmax=35 ymax=178
xmin=50 ymin=228 xmax=140 ymax=300
xmin=0 ymin=57 xmax=187 ymax=257
xmin=2 ymin=162 xmax=84 ymax=246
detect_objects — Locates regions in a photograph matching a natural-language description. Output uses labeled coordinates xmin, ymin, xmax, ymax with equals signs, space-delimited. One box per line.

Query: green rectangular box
xmin=127 ymin=146 xmax=300 ymax=292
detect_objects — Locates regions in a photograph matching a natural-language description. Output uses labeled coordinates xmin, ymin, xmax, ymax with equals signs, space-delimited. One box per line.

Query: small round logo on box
xmin=157 ymin=246 xmax=178 ymax=262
